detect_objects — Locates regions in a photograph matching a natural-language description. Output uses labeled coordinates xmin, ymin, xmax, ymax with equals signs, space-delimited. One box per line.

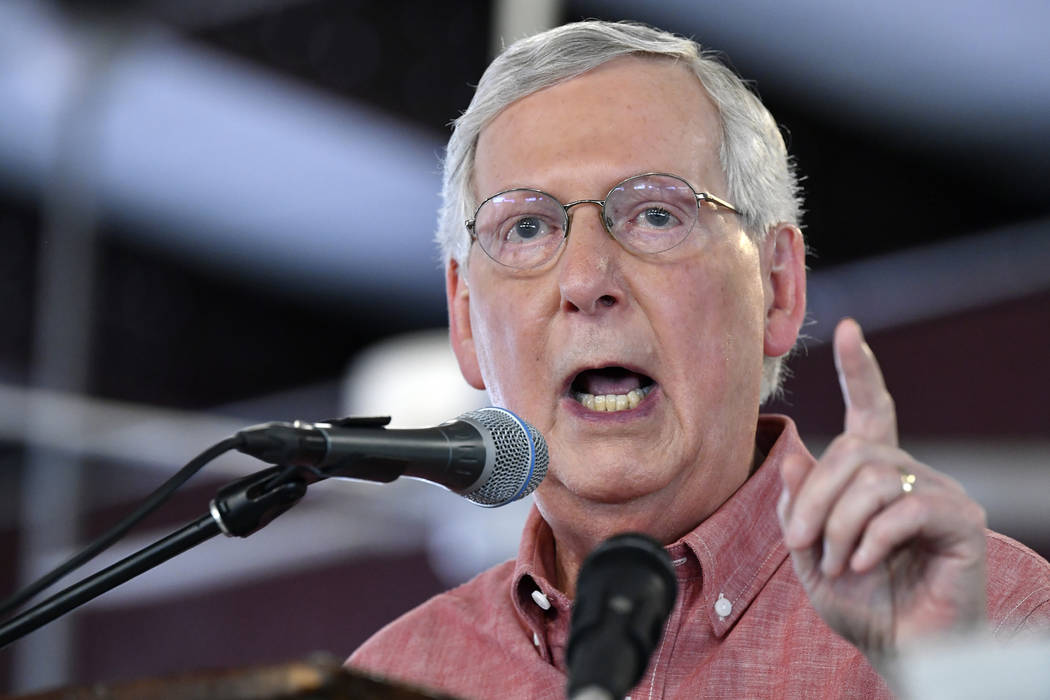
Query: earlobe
xmin=446 ymin=260 xmax=486 ymax=390
xmin=762 ymin=224 xmax=807 ymax=358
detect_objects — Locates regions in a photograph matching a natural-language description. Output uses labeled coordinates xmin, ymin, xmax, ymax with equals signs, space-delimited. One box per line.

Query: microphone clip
xmin=208 ymin=465 xmax=310 ymax=538
xmin=216 ymin=415 xmax=400 ymax=537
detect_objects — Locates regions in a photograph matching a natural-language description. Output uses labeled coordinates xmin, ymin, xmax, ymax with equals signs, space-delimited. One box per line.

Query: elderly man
xmin=348 ymin=20 xmax=1050 ymax=698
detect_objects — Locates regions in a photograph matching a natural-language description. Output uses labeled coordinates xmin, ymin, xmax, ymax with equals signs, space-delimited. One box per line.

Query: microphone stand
xmin=0 ymin=464 xmax=315 ymax=649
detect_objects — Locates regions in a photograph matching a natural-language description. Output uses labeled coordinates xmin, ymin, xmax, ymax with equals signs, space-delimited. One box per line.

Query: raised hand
xmin=777 ymin=318 xmax=987 ymax=664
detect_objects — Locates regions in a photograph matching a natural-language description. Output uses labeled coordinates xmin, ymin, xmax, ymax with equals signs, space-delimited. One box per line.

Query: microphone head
xmin=457 ymin=407 xmax=548 ymax=507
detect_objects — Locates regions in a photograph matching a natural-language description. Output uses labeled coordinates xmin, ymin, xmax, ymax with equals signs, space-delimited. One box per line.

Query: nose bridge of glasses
xmin=564 ymin=198 xmax=613 ymax=235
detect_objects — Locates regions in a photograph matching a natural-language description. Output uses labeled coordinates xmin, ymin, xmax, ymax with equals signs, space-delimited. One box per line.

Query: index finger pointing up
xmin=834 ymin=318 xmax=898 ymax=446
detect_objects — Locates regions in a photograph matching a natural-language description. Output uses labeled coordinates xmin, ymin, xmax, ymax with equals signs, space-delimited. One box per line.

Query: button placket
xmin=635 ymin=567 xmax=691 ymax=700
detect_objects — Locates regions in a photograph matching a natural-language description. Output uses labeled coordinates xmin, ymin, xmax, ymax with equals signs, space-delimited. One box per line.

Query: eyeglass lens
xmin=473 ymin=174 xmax=705 ymax=269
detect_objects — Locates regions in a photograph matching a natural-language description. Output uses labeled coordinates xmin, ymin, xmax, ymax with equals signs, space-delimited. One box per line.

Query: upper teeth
xmin=574 ymin=386 xmax=652 ymax=412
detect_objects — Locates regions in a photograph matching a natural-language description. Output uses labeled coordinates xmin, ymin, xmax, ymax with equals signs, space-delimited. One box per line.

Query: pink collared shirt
xmin=348 ymin=416 xmax=1050 ymax=699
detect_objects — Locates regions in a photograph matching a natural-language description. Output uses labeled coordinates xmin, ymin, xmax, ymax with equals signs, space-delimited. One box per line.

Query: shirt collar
xmin=509 ymin=415 xmax=811 ymax=640
xmin=510 ymin=507 xmax=568 ymax=663
xmin=683 ymin=414 xmax=805 ymax=636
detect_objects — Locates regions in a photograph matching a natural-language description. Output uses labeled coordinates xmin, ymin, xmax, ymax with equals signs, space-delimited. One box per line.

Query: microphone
xmin=566 ymin=533 xmax=678 ymax=700
xmin=234 ymin=407 xmax=548 ymax=507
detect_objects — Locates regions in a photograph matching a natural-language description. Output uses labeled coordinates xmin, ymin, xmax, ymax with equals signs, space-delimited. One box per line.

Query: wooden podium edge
xmin=4 ymin=654 xmax=460 ymax=700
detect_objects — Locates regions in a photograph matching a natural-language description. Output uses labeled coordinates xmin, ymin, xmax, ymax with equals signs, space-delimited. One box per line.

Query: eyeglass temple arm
xmin=697 ymin=192 xmax=740 ymax=214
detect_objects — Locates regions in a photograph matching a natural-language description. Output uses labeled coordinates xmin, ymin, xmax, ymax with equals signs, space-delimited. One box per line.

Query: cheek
xmin=468 ymin=303 xmax=508 ymax=403
xmin=469 ymin=295 xmax=546 ymax=409
xmin=659 ymin=247 xmax=766 ymax=388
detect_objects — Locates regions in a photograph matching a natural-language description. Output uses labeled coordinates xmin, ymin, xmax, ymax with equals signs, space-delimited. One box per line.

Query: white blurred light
xmin=342 ymin=329 xmax=489 ymax=427
xmin=582 ymin=0 xmax=1050 ymax=147
xmin=342 ymin=329 xmax=533 ymax=583
xmin=897 ymin=633 xmax=1050 ymax=699
xmin=0 ymin=0 xmax=446 ymax=310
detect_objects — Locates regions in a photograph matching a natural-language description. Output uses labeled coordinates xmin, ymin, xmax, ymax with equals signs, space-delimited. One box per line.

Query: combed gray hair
xmin=437 ymin=20 xmax=804 ymax=402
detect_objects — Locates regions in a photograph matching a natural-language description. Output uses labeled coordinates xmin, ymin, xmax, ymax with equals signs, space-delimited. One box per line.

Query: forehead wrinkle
xmin=474 ymin=59 xmax=726 ymax=204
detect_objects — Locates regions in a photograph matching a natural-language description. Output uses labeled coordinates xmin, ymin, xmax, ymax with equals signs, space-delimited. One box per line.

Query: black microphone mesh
xmin=462 ymin=408 xmax=549 ymax=507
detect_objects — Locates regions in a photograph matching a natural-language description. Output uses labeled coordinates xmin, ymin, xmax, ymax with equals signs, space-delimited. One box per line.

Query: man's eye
xmin=623 ymin=206 xmax=682 ymax=231
xmin=506 ymin=216 xmax=546 ymax=241
xmin=641 ymin=207 xmax=675 ymax=228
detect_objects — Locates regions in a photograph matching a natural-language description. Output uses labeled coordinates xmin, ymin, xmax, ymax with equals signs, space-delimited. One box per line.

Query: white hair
xmin=436 ymin=20 xmax=804 ymax=402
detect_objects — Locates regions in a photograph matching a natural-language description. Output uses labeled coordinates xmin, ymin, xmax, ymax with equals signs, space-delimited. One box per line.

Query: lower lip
xmin=562 ymin=385 xmax=659 ymax=421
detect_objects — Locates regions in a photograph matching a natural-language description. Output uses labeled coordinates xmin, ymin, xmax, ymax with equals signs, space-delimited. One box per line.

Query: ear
xmin=761 ymin=223 xmax=807 ymax=358
xmin=446 ymin=259 xmax=486 ymax=390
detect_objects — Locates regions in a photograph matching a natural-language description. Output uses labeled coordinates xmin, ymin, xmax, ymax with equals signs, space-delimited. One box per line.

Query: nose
xmin=557 ymin=202 xmax=626 ymax=315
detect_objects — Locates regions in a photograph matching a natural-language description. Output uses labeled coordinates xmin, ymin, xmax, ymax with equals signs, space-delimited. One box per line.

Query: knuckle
xmin=901 ymin=491 xmax=929 ymax=521
xmin=829 ymin=433 xmax=865 ymax=458
xmin=940 ymin=472 xmax=968 ymax=496
xmin=855 ymin=463 xmax=884 ymax=490
xmin=859 ymin=413 xmax=893 ymax=438
xmin=864 ymin=519 xmax=893 ymax=551
xmin=964 ymin=501 xmax=988 ymax=531
xmin=842 ymin=433 xmax=866 ymax=451
xmin=823 ymin=512 xmax=850 ymax=544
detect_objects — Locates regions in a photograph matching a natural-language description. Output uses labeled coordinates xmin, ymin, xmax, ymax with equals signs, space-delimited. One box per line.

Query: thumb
xmin=777 ymin=453 xmax=810 ymax=535
xmin=779 ymin=455 xmax=823 ymax=585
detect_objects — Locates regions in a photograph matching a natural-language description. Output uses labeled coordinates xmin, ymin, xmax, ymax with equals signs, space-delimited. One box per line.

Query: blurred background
xmin=0 ymin=0 xmax=1047 ymax=694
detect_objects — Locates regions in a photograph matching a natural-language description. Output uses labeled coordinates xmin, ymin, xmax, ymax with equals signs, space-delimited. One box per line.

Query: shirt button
xmin=531 ymin=590 xmax=552 ymax=610
xmin=714 ymin=593 xmax=732 ymax=619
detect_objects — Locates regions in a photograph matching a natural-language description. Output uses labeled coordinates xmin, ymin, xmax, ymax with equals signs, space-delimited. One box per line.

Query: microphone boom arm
xmin=0 ymin=407 xmax=547 ymax=648
xmin=0 ymin=462 xmax=312 ymax=649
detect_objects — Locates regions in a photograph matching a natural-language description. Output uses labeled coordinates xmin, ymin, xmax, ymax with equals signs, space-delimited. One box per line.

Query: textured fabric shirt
xmin=348 ymin=416 xmax=1050 ymax=699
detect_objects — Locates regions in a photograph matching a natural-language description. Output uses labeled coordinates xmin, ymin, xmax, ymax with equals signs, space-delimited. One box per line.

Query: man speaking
xmin=348 ymin=20 xmax=1050 ymax=697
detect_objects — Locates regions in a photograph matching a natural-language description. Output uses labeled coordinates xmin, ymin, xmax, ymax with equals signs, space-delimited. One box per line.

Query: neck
xmin=544 ymin=499 xmax=676 ymax=598
xmin=538 ymin=456 xmax=755 ymax=597
xmin=534 ymin=417 xmax=767 ymax=597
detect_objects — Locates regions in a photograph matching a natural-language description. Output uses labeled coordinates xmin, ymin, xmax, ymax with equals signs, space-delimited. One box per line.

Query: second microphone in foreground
xmin=234 ymin=407 xmax=548 ymax=507
xmin=567 ymin=533 xmax=678 ymax=700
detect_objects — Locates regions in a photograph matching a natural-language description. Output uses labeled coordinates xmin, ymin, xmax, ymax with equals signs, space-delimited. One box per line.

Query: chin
xmin=546 ymin=457 xmax=677 ymax=506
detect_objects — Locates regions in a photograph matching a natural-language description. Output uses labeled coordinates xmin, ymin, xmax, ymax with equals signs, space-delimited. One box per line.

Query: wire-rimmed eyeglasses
xmin=465 ymin=172 xmax=741 ymax=269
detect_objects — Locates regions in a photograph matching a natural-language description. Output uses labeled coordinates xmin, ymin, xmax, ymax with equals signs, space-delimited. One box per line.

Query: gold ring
xmin=900 ymin=472 xmax=917 ymax=494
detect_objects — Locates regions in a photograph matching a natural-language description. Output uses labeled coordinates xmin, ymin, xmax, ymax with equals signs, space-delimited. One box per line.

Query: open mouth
xmin=570 ymin=367 xmax=656 ymax=413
